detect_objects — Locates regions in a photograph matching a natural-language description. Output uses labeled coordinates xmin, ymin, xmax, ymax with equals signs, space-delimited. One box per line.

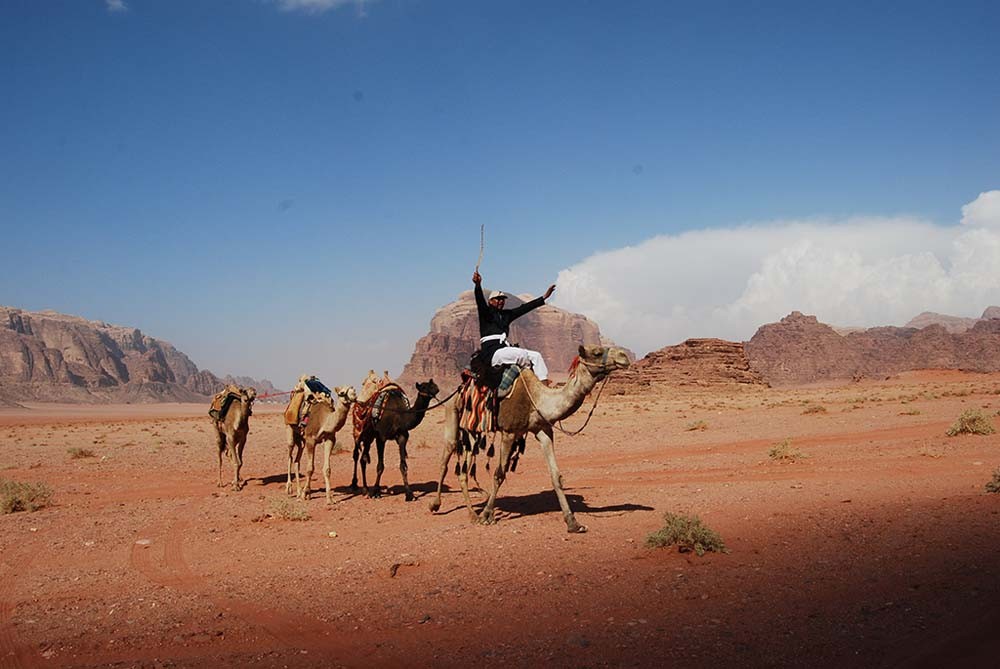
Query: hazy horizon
xmin=2 ymin=1 xmax=998 ymax=388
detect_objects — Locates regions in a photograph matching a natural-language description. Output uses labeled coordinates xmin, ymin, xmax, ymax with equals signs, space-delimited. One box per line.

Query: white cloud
xmin=105 ymin=0 xmax=128 ymax=12
xmin=961 ymin=190 xmax=1000 ymax=228
xmin=554 ymin=193 xmax=1000 ymax=356
xmin=272 ymin=0 xmax=372 ymax=15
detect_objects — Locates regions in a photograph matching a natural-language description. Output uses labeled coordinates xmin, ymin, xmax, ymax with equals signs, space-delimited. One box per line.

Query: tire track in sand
xmin=129 ymin=504 xmax=350 ymax=662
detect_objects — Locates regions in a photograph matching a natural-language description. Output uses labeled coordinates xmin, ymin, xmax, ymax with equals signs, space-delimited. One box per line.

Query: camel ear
xmin=578 ymin=345 xmax=587 ymax=356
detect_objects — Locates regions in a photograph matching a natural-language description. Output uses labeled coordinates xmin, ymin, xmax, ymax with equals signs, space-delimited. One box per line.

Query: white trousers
xmin=491 ymin=346 xmax=548 ymax=381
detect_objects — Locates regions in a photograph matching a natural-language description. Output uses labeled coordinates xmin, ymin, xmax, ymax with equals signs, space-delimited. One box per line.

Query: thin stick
xmin=475 ymin=224 xmax=485 ymax=272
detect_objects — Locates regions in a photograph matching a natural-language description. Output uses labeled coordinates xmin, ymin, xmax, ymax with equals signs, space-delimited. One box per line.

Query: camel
xmin=429 ymin=344 xmax=630 ymax=533
xmin=211 ymin=386 xmax=257 ymax=491
xmin=285 ymin=385 xmax=357 ymax=503
xmin=351 ymin=379 xmax=440 ymax=501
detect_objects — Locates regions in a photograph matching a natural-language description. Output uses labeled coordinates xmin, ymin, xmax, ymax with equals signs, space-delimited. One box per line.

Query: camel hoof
xmin=404 ymin=492 xmax=414 ymax=502
xmin=427 ymin=499 xmax=441 ymax=513
xmin=567 ymin=523 xmax=588 ymax=534
xmin=477 ymin=512 xmax=497 ymax=526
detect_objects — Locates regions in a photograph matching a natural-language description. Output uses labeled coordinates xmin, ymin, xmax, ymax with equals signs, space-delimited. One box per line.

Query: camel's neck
xmin=329 ymin=401 xmax=352 ymax=431
xmin=525 ymin=366 xmax=599 ymax=423
xmin=230 ymin=400 xmax=251 ymax=428
xmin=403 ymin=392 xmax=433 ymax=430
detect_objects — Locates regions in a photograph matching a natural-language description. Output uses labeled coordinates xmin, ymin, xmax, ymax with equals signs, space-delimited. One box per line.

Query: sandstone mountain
xmin=397 ymin=290 xmax=634 ymax=391
xmin=746 ymin=309 xmax=1000 ymax=386
xmin=609 ymin=338 xmax=766 ymax=393
xmin=0 ymin=306 xmax=279 ymax=404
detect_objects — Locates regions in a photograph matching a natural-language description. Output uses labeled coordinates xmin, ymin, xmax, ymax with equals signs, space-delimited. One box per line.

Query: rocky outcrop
xmin=0 ymin=306 xmax=279 ymax=404
xmin=746 ymin=310 xmax=1000 ymax=386
xmin=610 ymin=338 xmax=765 ymax=392
xmin=905 ymin=312 xmax=979 ymax=334
xmin=397 ymin=290 xmax=634 ymax=391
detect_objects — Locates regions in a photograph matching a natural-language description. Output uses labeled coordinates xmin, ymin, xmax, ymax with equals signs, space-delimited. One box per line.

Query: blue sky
xmin=2 ymin=0 xmax=999 ymax=388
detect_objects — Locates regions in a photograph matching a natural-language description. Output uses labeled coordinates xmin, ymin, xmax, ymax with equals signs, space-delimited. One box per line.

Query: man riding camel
xmin=472 ymin=270 xmax=556 ymax=383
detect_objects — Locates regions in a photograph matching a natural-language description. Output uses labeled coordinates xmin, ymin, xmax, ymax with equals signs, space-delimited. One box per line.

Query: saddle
xmin=351 ymin=382 xmax=407 ymax=442
xmin=284 ymin=376 xmax=334 ymax=427
xmin=209 ymin=385 xmax=248 ymax=421
xmin=458 ymin=349 xmax=523 ymax=433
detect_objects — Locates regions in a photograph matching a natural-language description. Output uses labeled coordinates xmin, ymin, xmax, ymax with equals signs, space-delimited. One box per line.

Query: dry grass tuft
xmin=67 ymin=447 xmax=96 ymax=459
xmin=267 ymin=497 xmax=310 ymax=521
xmin=1 ymin=478 xmax=53 ymax=514
xmin=986 ymin=468 xmax=1000 ymax=494
xmin=768 ymin=439 xmax=806 ymax=462
xmin=685 ymin=420 xmax=708 ymax=432
xmin=946 ymin=409 xmax=996 ymax=437
xmin=646 ymin=512 xmax=728 ymax=556
xmin=802 ymin=405 xmax=827 ymax=415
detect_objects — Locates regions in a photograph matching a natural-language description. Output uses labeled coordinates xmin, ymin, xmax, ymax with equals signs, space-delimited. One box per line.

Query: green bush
xmin=946 ymin=409 xmax=996 ymax=437
xmin=1 ymin=479 xmax=53 ymax=514
xmin=645 ymin=512 xmax=728 ymax=556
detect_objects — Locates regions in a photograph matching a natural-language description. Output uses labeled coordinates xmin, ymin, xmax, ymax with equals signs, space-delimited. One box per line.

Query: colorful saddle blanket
xmin=352 ymin=383 xmax=407 ymax=442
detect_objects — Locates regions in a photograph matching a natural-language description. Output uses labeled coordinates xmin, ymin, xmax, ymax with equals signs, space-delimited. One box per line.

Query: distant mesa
xmin=609 ymin=338 xmax=766 ymax=393
xmin=746 ymin=307 xmax=1000 ymax=386
xmin=0 ymin=306 xmax=280 ymax=404
xmin=396 ymin=289 xmax=634 ymax=392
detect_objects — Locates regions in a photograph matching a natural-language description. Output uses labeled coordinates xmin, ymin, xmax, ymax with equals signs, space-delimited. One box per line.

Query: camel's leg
xmin=428 ymin=437 xmax=456 ymax=513
xmin=350 ymin=441 xmax=361 ymax=492
xmin=322 ymin=436 xmax=336 ymax=505
xmin=359 ymin=438 xmax=371 ymax=496
xmin=215 ymin=430 xmax=226 ymax=488
xmin=301 ymin=438 xmax=317 ymax=501
xmin=285 ymin=426 xmax=297 ymax=495
xmin=537 ymin=427 xmax=586 ymax=533
xmin=478 ymin=432 xmax=517 ymax=525
xmin=458 ymin=432 xmax=478 ymax=522
xmin=369 ymin=435 xmax=386 ymax=499
xmin=231 ymin=433 xmax=245 ymax=491
xmin=293 ymin=442 xmax=305 ymax=499
xmin=396 ymin=431 xmax=413 ymax=501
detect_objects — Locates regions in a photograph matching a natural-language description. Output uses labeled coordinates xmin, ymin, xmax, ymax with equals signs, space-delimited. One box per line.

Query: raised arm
xmin=472 ymin=271 xmax=488 ymax=316
xmin=506 ymin=284 xmax=556 ymax=320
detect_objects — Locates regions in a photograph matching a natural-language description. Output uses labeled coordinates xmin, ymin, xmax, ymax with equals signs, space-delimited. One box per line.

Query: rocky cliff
xmin=0 ymin=306 xmax=278 ymax=404
xmin=397 ymin=290 xmax=634 ymax=391
xmin=609 ymin=338 xmax=766 ymax=392
xmin=746 ymin=309 xmax=1000 ymax=386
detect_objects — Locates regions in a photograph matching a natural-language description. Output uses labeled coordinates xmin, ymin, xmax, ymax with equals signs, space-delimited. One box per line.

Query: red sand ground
xmin=1 ymin=370 xmax=999 ymax=668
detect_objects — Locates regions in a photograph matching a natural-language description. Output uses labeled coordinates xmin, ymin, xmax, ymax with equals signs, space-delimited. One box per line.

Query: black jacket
xmin=474 ymin=282 xmax=545 ymax=358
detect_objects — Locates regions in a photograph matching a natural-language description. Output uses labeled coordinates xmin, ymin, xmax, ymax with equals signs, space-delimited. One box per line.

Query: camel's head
xmin=335 ymin=385 xmax=357 ymax=406
xmin=360 ymin=369 xmax=379 ymax=388
xmin=575 ymin=345 xmax=631 ymax=378
xmin=242 ymin=387 xmax=257 ymax=403
xmin=416 ymin=379 xmax=440 ymax=398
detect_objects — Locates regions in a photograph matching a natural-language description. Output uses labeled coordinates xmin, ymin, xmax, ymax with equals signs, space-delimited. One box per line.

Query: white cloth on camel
xmin=491 ymin=346 xmax=548 ymax=381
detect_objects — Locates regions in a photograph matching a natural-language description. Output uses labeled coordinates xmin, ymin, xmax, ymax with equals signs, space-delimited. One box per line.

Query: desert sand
xmin=1 ymin=370 xmax=999 ymax=668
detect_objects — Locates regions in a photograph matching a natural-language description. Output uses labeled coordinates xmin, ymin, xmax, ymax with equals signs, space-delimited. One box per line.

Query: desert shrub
xmin=985 ymin=469 xmax=1000 ymax=494
xmin=267 ymin=497 xmax=310 ymax=521
xmin=899 ymin=409 xmax=922 ymax=416
xmin=0 ymin=479 xmax=53 ymax=514
xmin=768 ymin=439 xmax=806 ymax=461
xmin=67 ymin=447 xmax=95 ymax=459
xmin=802 ymin=405 xmax=827 ymax=415
xmin=946 ymin=409 xmax=996 ymax=437
xmin=685 ymin=420 xmax=708 ymax=432
xmin=646 ymin=512 xmax=728 ymax=556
